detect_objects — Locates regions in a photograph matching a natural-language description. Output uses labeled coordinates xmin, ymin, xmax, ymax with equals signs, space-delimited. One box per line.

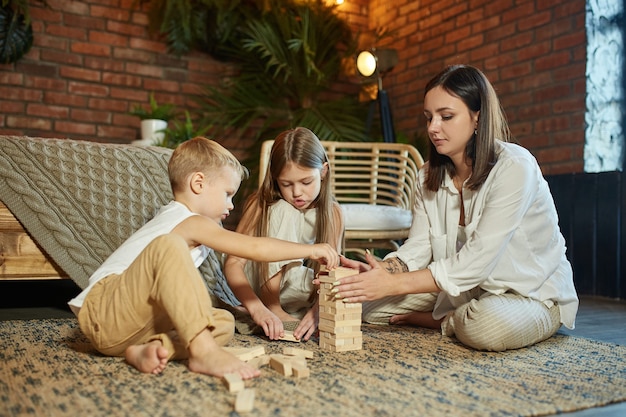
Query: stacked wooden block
xmin=318 ymin=267 xmax=362 ymax=352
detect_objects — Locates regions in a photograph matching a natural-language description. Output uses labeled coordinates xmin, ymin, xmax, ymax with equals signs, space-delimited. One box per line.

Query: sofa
xmin=0 ymin=135 xmax=237 ymax=305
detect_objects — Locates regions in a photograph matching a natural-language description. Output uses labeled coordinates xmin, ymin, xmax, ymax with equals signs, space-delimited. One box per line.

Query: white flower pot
xmin=139 ymin=119 xmax=168 ymax=145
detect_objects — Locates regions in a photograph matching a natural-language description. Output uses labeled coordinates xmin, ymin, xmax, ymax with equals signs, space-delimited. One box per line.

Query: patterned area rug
xmin=1 ymin=319 xmax=624 ymax=417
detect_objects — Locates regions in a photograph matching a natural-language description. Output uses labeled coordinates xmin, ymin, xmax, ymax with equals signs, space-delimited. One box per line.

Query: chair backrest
xmin=259 ymin=140 xmax=424 ymax=211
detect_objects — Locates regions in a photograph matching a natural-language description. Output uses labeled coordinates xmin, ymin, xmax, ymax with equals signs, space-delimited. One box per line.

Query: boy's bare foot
xmin=188 ymin=347 xmax=260 ymax=379
xmin=125 ymin=341 xmax=169 ymax=374
xmin=187 ymin=328 xmax=261 ymax=380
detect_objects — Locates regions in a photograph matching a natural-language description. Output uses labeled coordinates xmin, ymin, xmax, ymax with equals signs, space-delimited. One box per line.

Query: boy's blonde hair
xmin=168 ymin=137 xmax=249 ymax=194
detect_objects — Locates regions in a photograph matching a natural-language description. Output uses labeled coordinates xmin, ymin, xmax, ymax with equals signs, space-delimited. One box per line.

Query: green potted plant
xmin=128 ymin=92 xmax=176 ymax=146
xmin=159 ymin=111 xmax=209 ymax=149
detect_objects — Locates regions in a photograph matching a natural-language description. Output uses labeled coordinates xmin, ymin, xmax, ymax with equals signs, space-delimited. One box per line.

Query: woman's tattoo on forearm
xmin=382 ymin=258 xmax=408 ymax=273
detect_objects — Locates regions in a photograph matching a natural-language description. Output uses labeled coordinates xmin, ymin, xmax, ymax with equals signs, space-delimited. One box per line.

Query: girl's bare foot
xmin=125 ymin=341 xmax=169 ymax=374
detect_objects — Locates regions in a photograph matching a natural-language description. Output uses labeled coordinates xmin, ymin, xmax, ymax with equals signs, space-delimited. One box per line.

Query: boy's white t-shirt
xmin=68 ymin=201 xmax=211 ymax=315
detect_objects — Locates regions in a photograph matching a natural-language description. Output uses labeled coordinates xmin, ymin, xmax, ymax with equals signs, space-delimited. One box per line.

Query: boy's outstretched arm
xmin=173 ymin=215 xmax=340 ymax=268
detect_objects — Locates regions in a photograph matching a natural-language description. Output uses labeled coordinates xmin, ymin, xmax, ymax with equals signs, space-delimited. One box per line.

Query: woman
xmin=337 ymin=65 xmax=579 ymax=351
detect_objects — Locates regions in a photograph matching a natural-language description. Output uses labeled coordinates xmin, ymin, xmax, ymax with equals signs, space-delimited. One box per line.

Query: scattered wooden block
xmin=235 ymin=388 xmax=255 ymax=413
xmin=223 ymin=345 xmax=266 ymax=361
xmin=282 ymin=346 xmax=314 ymax=359
xmin=291 ymin=361 xmax=310 ymax=379
xmin=222 ymin=372 xmax=244 ymax=393
xmin=269 ymin=354 xmax=292 ymax=376
xmin=246 ymin=354 xmax=270 ymax=369
xmin=279 ymin=330 xmax=300 ymax=342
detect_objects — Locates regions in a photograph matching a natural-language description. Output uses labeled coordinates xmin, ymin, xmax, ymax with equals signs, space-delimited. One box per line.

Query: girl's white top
xmin=68 ymin=201 xmax=210 ymax=314
xmin=389 ymin=141 xmax=579 ymax=328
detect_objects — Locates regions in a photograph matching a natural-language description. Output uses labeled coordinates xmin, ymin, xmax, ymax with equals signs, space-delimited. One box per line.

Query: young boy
xmin=68 ymin=137 xmax=339 ymax=379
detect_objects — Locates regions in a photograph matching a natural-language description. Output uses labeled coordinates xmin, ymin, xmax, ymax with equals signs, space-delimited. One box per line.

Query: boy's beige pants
xmin=78 ymin=234 xmax=235 ymax=360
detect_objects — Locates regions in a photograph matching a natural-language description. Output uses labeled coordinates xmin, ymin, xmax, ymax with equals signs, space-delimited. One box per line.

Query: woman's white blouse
xmin=389 ymin=142 xmax=579 ymax=328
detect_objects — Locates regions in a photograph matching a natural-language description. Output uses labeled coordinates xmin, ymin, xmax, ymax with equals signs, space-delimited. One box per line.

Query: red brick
xmin=89 ymin=31 xmax=128 ymax=47
xmin=26 ymin=76 xmax=67 ymax=91
xmin=101 ymin=73 xmax=143 ymax=88
xmin=59 ymin=66 xmax=101 ymax=82
xmin=71 ymin=108 xmax=112 ymax=124
xmin=54 ymin=120 xmax=97 ymax=135
xmin=87 ymin=98 xmax=128 ymax=112
xmin=40 ymin=50 xmax=83 ymax=66
xmin=46 ymin=24 xmax=88 ymax=40
xmin=63 ymin=14 xmax=106 ymax=31
xmin=6 ymin=115 xmax=52 ymax=130
xmin=68 ymin=81 xmax=109 ymax=97
xmin=71 ymin=42 xmax=112 ymax=57
xmin=0 ymin=72 xmax=23 ymax=85
xmin=84 ymin=57 xmax=126 ymax=72
xmin=27 ymin=103 xmax=69 ymax=118
xmin=0 ymin=86 xmax=43 ymax=101
xmin=90 ymin=5 xmax=131 ymax=21
xmin=44 ymin=92 xmax=88 ymax=107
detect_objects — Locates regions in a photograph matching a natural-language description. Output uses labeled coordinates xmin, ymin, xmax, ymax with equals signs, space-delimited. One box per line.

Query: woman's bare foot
xmin=187 ymin=329 xmax=261 ymax=380
xmin=390 ymin=311 xmax=442 ymax=329
xmin=125 ymin=340 xmax=169 ymax=374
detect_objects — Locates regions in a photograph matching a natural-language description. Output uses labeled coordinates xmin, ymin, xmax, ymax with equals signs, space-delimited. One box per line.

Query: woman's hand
xmin=333 ymin=252 xmax=396 ymax=303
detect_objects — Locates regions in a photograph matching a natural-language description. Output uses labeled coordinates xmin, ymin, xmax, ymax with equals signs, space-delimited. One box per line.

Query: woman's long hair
xmin=424 ymin=65 xmax=512 ymax=191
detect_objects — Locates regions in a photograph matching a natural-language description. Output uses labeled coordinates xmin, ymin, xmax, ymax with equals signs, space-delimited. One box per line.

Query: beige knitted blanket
xmin=0 ymin=135 xmax=238 ymax=304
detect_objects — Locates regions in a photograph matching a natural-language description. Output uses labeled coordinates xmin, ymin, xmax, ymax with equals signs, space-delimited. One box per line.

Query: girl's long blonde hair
xmin=240 ymin=127 xmax=341 ymax=284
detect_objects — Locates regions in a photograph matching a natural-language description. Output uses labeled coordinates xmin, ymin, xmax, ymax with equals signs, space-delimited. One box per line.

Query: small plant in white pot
xmin=128 ymin=93 xmax=176 ymax=146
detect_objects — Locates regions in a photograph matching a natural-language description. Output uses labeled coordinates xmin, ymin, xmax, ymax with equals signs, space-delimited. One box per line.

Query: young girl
xmin=224 ymin=127 xmax=344 ymax=342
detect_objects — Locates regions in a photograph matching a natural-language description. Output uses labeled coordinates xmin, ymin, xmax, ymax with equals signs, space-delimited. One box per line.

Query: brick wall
xmin=366 ymin=0 xmax=586 ymax=175
xmin=0 ymin=0 xmax=586 ymax=174
xmin=0 ymin=0 xmax=233 ymax=146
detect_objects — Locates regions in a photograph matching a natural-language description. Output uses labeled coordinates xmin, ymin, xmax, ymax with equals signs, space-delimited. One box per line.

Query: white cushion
xmin=340 ymin=204 xmax=412 ymax=230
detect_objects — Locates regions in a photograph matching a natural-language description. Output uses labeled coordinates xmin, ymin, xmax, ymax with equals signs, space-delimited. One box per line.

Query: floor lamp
xmin=356 ymin=49 xmax=398 ymax=143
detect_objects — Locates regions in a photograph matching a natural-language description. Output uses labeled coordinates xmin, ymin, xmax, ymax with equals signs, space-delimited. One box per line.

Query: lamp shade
xmin=356 ymin=51 xmax=377 ymax=77
xmin=356 ymin=49 xmax=398 ymax=78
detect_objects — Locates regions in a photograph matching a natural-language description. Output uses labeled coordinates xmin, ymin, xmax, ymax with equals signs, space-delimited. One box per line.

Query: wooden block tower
xmin=318 ymin=267 xmax=362 ymax=352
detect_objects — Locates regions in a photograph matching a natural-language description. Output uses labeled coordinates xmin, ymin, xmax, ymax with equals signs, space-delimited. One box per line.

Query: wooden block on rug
xmin=246 ymin=354 xmax=270 ymax=369
xmin=222 ymin=372 xmax=244 ymax=393
xmin=269 ymin=354 xmax=292 ymax=376
xmin=291 ymin=362 xmax=310 ymax=379
xmin=279 ymin=330 xmax=300 ymax=342
xmin=234 ymin=388 xmax=255 ymax=413
xmin=223 ymin=345 xmax=266 ymax=361
xmin=283 ymin=346 xmax=314 ymax=359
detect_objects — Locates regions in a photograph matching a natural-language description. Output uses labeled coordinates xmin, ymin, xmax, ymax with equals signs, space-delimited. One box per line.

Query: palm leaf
xmin=0 ymin=2 xmax=33 ymax=64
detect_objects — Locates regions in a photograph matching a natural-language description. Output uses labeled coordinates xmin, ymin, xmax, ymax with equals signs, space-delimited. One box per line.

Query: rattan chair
xmin=259 ymin=140 xmax=424 ymax=254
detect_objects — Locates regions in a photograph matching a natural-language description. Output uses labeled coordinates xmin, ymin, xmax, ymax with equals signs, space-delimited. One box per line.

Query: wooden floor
xmin=0 ymin=280 xmax=624 ymax=416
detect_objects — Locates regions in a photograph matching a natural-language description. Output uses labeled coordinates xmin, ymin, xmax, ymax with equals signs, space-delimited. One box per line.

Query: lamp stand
xmin=378 ymin=89 xmax=396 ymax=143
xmin=363 ymin=89 xmax=396 ymax=143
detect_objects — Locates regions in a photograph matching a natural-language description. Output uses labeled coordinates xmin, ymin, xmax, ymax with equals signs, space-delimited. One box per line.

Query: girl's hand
xmin=293 ymin=305 xmax=318 ymax=342
xmin=333 ymin=252 xmax=395 ymax=303
xmin=340 ymin=254 xmax=372 ymax=272
xmin=249 ymin=305 xmax=285 ymax=340
xmin=310 ymin=243 xmax=339 ymax=269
